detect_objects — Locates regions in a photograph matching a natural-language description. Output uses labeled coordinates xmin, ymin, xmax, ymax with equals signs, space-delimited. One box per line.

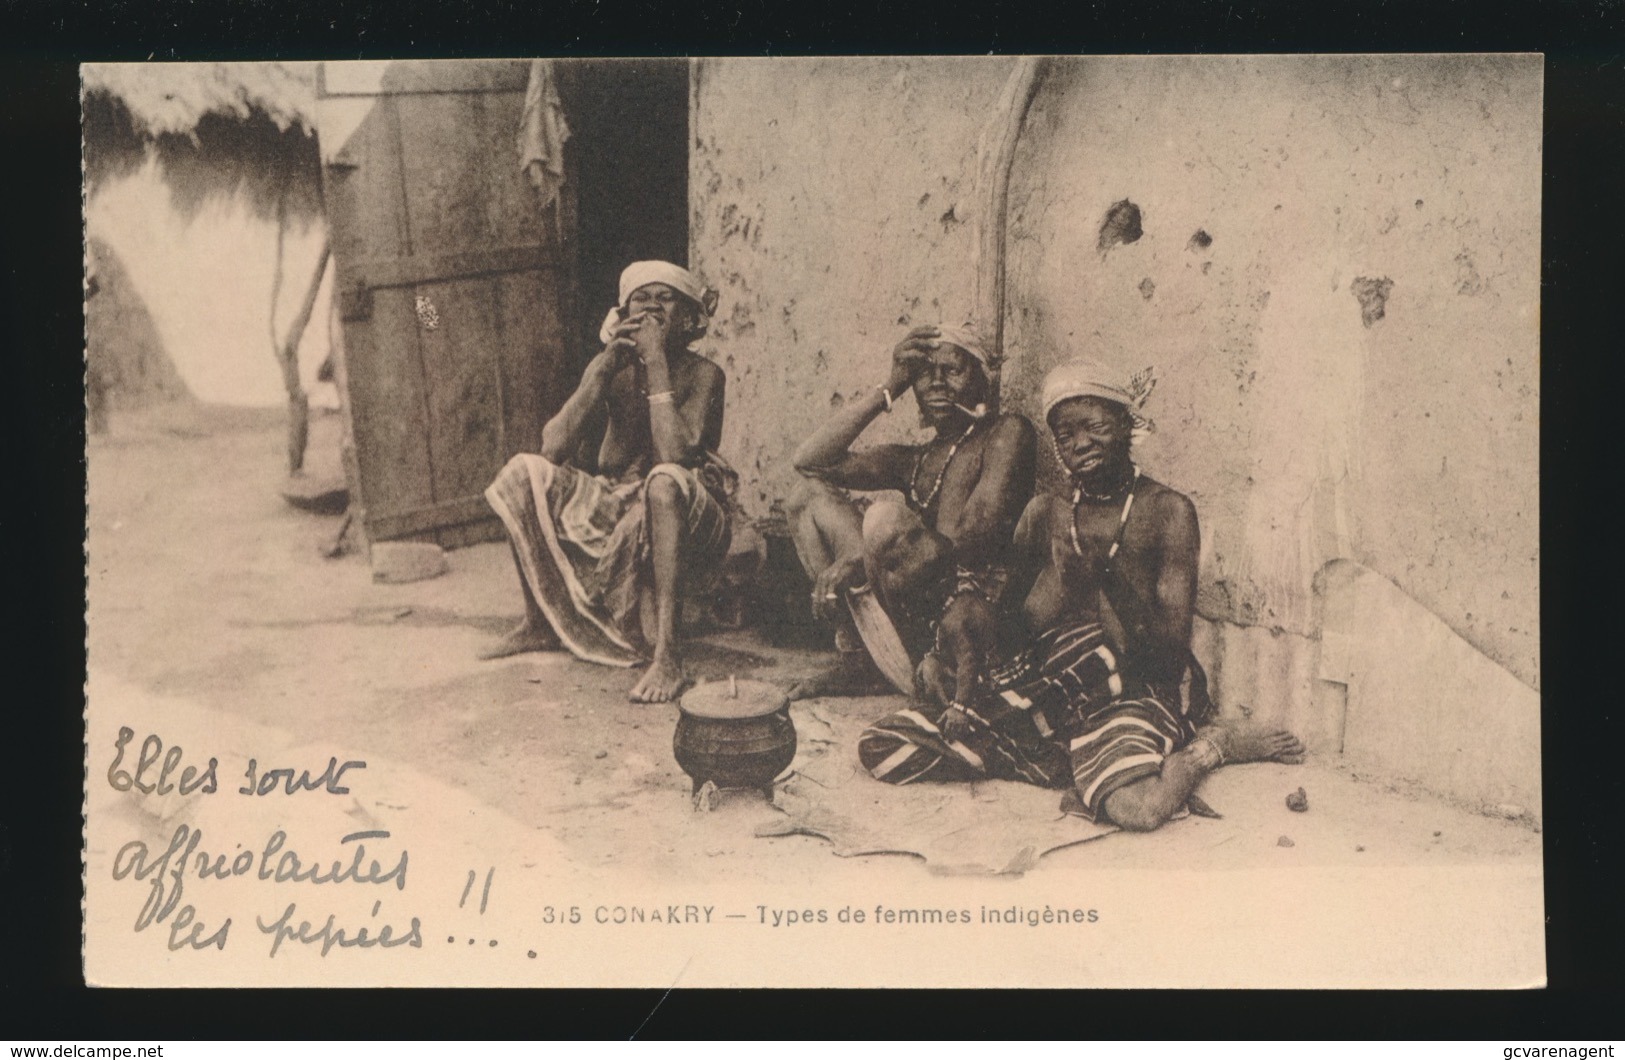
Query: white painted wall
xmin=691 ymin=56 xmax=1541 ymax=810
xmin=691 ymin=55 xmax=1540 ymax=690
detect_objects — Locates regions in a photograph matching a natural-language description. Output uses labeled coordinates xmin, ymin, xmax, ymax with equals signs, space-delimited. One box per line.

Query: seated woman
xmin=481 ymin=261 xmax=734 ymax=704
xmin=786 ymin=324 xmax=1037 ymax=707
xmin=859 ymin=357 xmax=1304 ymax=831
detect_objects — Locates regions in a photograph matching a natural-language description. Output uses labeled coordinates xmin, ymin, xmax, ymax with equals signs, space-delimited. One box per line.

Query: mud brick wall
xmin=690 ymin=55 xmax=1540 ymax=696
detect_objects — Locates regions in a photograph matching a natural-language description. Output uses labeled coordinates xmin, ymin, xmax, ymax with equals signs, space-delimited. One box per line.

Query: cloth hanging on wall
xmin=518 ymin=59 xmax=572 ymax=211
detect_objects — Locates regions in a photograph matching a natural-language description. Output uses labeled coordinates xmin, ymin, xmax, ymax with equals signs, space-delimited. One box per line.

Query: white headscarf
xmin=597 ymin=261 xmax=716 ymax=346
xmin=1039 ymin=357 xmax=1158 ymax=439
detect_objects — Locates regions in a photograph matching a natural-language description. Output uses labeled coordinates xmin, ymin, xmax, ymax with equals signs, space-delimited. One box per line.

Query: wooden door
xmin=317 ymin=59 xmax=576 ymax=549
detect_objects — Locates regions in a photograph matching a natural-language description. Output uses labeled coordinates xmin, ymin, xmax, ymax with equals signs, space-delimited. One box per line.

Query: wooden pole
xmin=972 ymin=56 xmax=1047 ymax=415
xmin=326 ymin=272 xmax=369 ymax=557
xmin=275 ymin=239 xmax=331 ymax=473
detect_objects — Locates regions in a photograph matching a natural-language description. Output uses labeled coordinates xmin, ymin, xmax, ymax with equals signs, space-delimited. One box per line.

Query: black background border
xmin=4 ymin=0 xmax=1619 ymax=1038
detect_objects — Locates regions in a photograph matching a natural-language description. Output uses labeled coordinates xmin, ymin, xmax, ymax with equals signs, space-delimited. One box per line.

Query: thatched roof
xmin=83 ymin=62 xmax=323 ymax=223
xmin=82 ymin=62 xmax=317 ymax=138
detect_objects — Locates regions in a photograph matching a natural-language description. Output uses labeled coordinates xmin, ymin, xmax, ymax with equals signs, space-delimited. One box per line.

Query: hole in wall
xmin=1351 ymin=276 xmax=1394 ymax=327
xmin=1097 ymin=199 xmax=1143 ymax=251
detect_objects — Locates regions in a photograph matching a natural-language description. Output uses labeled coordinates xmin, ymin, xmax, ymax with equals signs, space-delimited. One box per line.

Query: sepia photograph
xmin=81 ymin=53 xmax=1543 ymax=988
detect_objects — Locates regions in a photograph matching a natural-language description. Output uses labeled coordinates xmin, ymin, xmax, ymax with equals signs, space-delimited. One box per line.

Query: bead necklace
xmin=1071 ymin=456 xmax=1136 ymax=501
xmin=1070 ymin=463 xmax=1141 ymax=561
xmin=910 ymin=421 xmax=979 ymax=512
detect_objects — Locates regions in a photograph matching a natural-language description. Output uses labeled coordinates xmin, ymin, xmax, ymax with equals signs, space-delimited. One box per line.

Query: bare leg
xmin=861 ymin=499 xmax=951 ymax=616
xmin=933 ymin=594 xmax=995 ymax=712
xmin=1100 ymin=718 xmax=1306 ymax=832
xmin=629 ymin=475 xmax=690 ymax=703
xmin=791 ymin=500 xmax=951 ymax=701
xmin=478 ymin=543 xmax=563 ymax=660
xmin=785 ymin=481 xmax=893 ymax=700
xmin=786 ymin=479 xmax=864 ymax=580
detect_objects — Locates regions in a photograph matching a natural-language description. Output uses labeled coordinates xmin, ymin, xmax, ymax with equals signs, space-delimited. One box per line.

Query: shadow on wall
xmin=85 ymin=237 xmax=192 ymax=432
xmin=1313 ymin=557 xmax=1540 ymax=825
xmin=1194 ymin=556 xmax=1540 ymax=827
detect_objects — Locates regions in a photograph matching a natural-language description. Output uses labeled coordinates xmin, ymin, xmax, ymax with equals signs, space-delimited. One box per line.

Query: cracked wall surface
xmin=690 ymin=57 xmax=1002 ymax=517
xmin=691 ymin=55 xmax=1540 ymax=690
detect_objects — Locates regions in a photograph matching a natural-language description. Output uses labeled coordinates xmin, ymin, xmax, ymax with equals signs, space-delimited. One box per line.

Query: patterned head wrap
xmin=598 ymin=261 xmax=718 ymax=346
xmin=932 ymin=325 xmax=993 ymax=372
xmin=1039 ymin=357 xmax=1157 ymax=440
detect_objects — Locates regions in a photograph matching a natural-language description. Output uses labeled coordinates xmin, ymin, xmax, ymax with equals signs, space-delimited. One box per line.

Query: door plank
xmin=340 ymin=243 xmax=559 ymax=290
xmin=476 ymin=89 xmax=549 ymax=234
xmin=393 ymin=89 xmax=512 ymax=511
xmin=321 ymin=93 xmax=436 ymax=532
xmin=366 ymin=494 xmax=504 ymax=540
xmin=320 ymin=62 xmax=579 ymax=546
xmin=414 ymin=274 xmax=505 ymax=506
xmin=394 ymin=91 xmax=507 ymax=251
xmin=494 ymin=268 xmax=570 ymax=457
xmin=344 ymin=287 xmax=437 ymax=517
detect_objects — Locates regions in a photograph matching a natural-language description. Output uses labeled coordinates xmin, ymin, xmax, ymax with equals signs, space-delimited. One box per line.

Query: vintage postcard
xmin=83 ymin=54 xmax=1543 ymax=988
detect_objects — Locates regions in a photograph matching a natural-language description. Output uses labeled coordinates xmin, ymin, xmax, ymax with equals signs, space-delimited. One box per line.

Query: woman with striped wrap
xmin=860 ymin=358 xmax=1306 ymax=830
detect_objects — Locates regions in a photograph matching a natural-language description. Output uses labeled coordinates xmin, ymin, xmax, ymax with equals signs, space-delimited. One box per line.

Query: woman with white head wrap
xmin=483 ymin=260 xmax=735 ymax=704
xmin=596 ymin=260 xmax=719 ymax=349
xmin=859 ymin=355 xmax=1305 ymax=831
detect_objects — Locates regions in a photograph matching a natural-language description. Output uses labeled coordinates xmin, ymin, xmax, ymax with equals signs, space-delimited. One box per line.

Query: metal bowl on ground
xmin=673 ymin=678 xmax=797 ymax=800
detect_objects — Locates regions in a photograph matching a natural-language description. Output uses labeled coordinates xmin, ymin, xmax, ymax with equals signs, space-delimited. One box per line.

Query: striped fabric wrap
xmin=484 ymin=454 xmax=732 ymax=668
xmin=857 ymin=621 xmax=1197 ymax=822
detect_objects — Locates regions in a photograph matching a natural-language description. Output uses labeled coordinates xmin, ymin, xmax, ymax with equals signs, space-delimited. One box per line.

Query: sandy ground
xmin=84 ymin=403 xmax=1545 ymax=987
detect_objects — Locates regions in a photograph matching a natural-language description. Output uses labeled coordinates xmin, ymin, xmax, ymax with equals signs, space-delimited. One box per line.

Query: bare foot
xmin=1202 ymin=720 xmax=1306 ymax=765
xmin=787 ymin=651 xmax=895 ymax=701
xmin=477 ymin=618 xmax=561 ymax=660
xmin=629 ymin=648 xmax=688 ymax=703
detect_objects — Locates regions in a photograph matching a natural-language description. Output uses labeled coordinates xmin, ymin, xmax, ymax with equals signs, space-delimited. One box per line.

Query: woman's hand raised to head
xmin=886 ymin=325 xmax=941 ymax=397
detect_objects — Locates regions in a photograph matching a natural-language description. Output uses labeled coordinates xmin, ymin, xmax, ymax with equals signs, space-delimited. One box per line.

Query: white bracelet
xmin=876 ymin=385 xmax=894 ymax=412
xmin=647 ymin=390 xmax=675 ymax=406
xmin=949 ymin=702 xmax=989 ymax=728
xmin=1188 ymin=734 xmax=1225 ymax=769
